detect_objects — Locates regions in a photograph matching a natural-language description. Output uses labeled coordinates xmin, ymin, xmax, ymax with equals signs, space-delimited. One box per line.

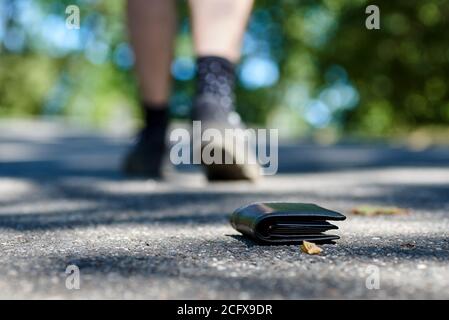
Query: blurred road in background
xmin=0 ymin=120 xmax=449 ymax=299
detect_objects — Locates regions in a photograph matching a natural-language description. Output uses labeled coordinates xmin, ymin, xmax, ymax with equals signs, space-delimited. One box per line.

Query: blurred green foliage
xmin=0 ymin=0 xmax=448 ymax=137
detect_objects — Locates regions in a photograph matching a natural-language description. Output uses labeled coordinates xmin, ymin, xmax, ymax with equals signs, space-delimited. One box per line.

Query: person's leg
xmin=123 ymin=0 xmax=177 ymax=178
xmin=189 ymin=0 xmax=253 ymax=62
xmin=127 ymin=0 xmax=177 ymax=106
xmin=188 ymin=0 xmax=258 ymax=180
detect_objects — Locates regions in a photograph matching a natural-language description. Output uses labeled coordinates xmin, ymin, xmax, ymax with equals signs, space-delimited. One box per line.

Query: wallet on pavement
xmin=230 ymin=202 xmax=346 ymax=244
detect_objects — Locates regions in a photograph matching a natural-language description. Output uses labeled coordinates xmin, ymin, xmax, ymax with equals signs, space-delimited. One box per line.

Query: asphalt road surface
xmin=0 ymin=120 xmax=448 ymax=299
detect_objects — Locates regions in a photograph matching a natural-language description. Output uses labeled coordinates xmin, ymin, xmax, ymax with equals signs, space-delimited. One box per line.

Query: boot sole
xmin=200 ymin=135 xmax=261 ymax=181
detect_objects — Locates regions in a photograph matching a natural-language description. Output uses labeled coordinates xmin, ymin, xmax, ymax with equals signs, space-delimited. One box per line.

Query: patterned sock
xmin=193 ymin=56 xmax=237 ymax=122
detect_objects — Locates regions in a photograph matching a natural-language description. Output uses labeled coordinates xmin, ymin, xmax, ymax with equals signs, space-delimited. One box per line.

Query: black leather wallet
xmin=230 ymin=202 xmax=346 ymax=244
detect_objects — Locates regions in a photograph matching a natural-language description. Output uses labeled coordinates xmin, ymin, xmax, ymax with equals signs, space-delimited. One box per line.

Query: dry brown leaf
xmin=301 ymin=241 xmax=323 ymax=255
xmin=351 ymin=205 xmax=409 ymax=217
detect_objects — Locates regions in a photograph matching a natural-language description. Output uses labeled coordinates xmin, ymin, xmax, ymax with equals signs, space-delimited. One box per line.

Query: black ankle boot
xmin=122 ymin=106 xmax=168 ymax=178
xmin=191 ymin=56 xmax=260 ymax=181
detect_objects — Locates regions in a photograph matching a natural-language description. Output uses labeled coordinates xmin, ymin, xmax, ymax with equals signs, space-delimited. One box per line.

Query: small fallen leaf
xmin=351 ymin=205 xmax=409 ymax=217
xmin=301 ymin=241 xmax=323 ymax=255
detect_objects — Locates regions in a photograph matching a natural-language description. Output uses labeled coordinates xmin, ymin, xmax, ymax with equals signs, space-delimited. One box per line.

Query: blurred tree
xmin=0 ymin=0 xmax=448 ymax=137
xmin=318 ymin=0 xmax=449 ymax=136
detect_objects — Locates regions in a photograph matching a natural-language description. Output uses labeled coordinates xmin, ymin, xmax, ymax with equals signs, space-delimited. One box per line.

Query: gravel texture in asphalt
xmin=0 ymin=120 xmax=448 ymax=299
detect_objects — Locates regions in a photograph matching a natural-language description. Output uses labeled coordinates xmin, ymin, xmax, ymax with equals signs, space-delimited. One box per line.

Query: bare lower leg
xmin=189 ymin=0 xmax=254 ymax=62
xmin=127 ymin=0 xmax=177 ymax=107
